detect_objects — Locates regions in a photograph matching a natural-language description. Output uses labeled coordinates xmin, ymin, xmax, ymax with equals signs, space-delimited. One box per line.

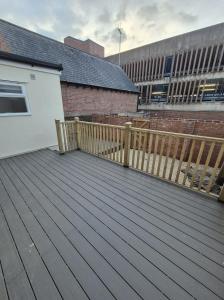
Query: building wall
xmin=107 ymin=23 xmax=224 ymax=63
xmin=106 ymin=23 xmax=224 ymax=112
xmin=147 ymin=110 xmax=224 ymax=121
xmin=92 ymin=115 xmax=224 ymax=166
xmin=92 ymin=114 xmax=224 ymax=137
xmin=61 ymin=83 xmax=138 ymax=117
xmin=0 ymin=60 xmax=64 ymax=159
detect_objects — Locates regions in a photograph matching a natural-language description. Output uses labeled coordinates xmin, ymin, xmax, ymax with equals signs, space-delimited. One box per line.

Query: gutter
xmin=60 ymin=80 xmax=140 ymax=95
xmin=0 ymin=50 xmax=63 ymax=71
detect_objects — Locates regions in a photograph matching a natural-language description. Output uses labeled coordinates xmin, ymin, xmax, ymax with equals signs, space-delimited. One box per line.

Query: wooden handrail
xmin=131 ymin=127 xmax=224 ymax=143
xmin=55 ymin=120 xmax=224 ymax=200
xmin=79 ymin=121 xmax=124 ymax=129
xmin=60 ymin=120 xmax=224 ymax=144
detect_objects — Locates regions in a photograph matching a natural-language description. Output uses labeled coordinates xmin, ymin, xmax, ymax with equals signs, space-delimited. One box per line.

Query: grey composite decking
xmin=0 ymin=149 xmax=224 ymax=300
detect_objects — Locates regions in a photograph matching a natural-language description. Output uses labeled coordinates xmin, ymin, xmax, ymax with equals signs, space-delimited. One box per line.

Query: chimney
xmin=64 ymin=36 xmax=104 ymax=58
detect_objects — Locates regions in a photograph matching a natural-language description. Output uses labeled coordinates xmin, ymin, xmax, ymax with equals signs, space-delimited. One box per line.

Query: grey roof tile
xmin=0 ymin=19 xmax=138 ymax=93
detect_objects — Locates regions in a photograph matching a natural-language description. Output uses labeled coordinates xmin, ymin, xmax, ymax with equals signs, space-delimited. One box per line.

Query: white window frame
xmin=0 ymin=81 xmax=31 ymax=117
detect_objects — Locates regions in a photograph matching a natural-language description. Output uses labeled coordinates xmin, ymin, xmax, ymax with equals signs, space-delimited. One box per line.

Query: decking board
xmin=25 ymin=151 xmax=224 ymax=299
xmin=76 ymin=151 xmax=224 ymax=214
xmin=1 ymin=160 xmax=90 ymax=300
xmin=0 ymin=149 xmax=224 ymax=300
xmin=11 ymin=154 xmax=169 ymax=300
xmin=70 ymin=151 xmax=224 ymax=225
xmin=0 ymin=246 xmax=9 ymax=300
xmin=37 ymin=150 xmax=224 ymax=263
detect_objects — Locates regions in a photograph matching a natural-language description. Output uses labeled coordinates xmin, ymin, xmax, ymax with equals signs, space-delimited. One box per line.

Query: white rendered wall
xmin=0 ymin=60 xmax=64 ymax=158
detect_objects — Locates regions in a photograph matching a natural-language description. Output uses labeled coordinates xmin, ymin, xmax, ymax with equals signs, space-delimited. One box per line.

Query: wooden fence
xmin=55 ymin=119 xmax=78 ymax=153
xmin=55 ymin=119 xmax=224 ymax=201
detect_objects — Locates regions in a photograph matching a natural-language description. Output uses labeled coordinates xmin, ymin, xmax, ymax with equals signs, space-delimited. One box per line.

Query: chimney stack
xmin=64 ymin=37 xmax=104 ymax=58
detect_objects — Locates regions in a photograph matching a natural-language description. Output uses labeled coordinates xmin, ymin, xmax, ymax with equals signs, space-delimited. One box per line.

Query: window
xmin=201 ymin=79 xmax=224 ymax=102
xmin=0 ymin=82 xmax=30 ymax=116
xmin=142 ymin=85 xmax=147 ymax=100
xmin=151 ymin=84 xmax=168 ymax=102
xmin=164 ymin=56 xmax=173 ymax=77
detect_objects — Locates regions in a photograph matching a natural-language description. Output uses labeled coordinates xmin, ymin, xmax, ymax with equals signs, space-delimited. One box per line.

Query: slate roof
xmin=0 ymin=19 xmax=138 ymax=93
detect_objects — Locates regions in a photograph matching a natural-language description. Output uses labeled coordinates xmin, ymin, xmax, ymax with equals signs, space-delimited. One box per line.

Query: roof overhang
xmin=61 ymin=80 xmax=140 ymax=94
xmin=0 ymin=51 xmax=63 ymax=71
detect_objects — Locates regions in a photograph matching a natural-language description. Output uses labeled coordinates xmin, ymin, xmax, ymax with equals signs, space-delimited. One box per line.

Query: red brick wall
xmin=92 ymin=115 xmax=224 ymax=166
xmin=92 ymin=115 xmax=224 ymax=138
xmin=61 ymin=83 xmax=138 ymax=117
xmin=134 ymin=119 xmax=224 ymax=165
xmin=64 ymin=37 xmax=104 ymax=58
xmin=92 ymin=115 xmax=133 ymax=125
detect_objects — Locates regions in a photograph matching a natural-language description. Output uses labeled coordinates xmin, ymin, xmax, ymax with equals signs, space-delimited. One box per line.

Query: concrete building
xmin=0 ymin=19 xmax=138 ymax=118
xmin=107 ymin=23 xmax=224 ymax=120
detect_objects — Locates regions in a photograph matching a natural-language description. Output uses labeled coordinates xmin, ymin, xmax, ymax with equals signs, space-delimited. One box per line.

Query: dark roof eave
xmin=60 ymin=80 xmax=140 ymax=94
xmin=0 ymin=50 xmax=63 ymax=71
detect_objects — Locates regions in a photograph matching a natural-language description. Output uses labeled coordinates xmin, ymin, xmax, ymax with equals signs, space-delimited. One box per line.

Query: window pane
xmin=0 ymin=84 xmax=22 ymax=94
xmin=0 ymin=97 xmax=28 ymax=113
xmin=201 ymin=79 xmax=224 ymax=102
xmin=151 ymin=84 xmax=168 ymax=102
xmin=164 ymin=56 xmax=173 ymax=77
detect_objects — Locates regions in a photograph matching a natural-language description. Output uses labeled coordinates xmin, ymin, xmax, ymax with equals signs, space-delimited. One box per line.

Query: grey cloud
xmin=177 ymin=12 xmax=198 ymax=23
xmin=98 ymin=8 xmax=111 ymax=24
xmin=102 ymin=28 xmax=127 ymax=44
xmin=161 ymin=1 xmax=173 ymax=13
xmin=0 ymin=0 xmax=218 ymax=56
xmin=0 ymin=0 xmax=87 ymax=40
xmin=94 ymin=30 xmax=100 ymax=38
xmin=147 ymin=22 xmax=156 ymax=29
xmin=137 ymin=4 xmax=159 ymax=20
xmin=49 ymin=1 xmax=87 ymax=38
xmin=130 ymin=35 xmax=136 ymax=41
xmin=115 ymin=0 xmax=128 ymax=22
xmin=111 ymin=28 xmax=127 ymax=43
xmin=160 ymin=2 xmax=198 ymax=24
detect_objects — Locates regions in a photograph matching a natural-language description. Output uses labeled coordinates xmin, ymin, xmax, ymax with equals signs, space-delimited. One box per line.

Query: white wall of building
xmin=0 ymin=60 xmax=64 ymax=159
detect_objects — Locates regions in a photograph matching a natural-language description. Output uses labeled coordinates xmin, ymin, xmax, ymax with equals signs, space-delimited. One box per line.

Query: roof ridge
xmin=0 ymin=18 xmax=120 ymax=68
xmin=0 ymin=18 xmax=137 ymax=93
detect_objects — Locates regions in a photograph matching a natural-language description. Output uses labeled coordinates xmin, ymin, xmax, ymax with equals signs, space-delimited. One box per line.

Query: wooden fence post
xmin=218 ymin=185 xmax=224 ymax=202
xmin=74 ymin=117 xmax=80 ymax=150
xmin=55 ymin=119 xmax=64 ymax=154
xmin=123 ymin=122 xmax=132 ymax=167
xmin=216 ymin=162 xmax=224 ymax=186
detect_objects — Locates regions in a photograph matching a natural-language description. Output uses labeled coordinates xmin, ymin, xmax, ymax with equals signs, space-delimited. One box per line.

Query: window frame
xmin=0 ymin=81 xmax=31 ymax=117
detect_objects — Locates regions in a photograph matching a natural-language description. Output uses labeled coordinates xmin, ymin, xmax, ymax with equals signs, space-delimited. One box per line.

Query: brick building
xmin=107 ymin=23 xmax=224 ymax=120
xmin=0 ymin=19 xmax=138 ymax=118
xmin=64 ymin=36 xmax=104 ymax=58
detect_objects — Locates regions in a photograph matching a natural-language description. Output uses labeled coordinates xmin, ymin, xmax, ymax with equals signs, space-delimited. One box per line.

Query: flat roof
xmin=0 ymin=149 xmax=223 ymax=300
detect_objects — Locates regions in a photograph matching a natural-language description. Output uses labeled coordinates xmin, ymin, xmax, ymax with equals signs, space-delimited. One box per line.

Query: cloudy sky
xmin=1 ymin=0 xmax=224 ymax=56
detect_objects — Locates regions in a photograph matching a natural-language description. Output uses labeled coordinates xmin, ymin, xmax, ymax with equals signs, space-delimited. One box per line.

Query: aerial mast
xmin=117 ymin=25 xmax=122 ymax=66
